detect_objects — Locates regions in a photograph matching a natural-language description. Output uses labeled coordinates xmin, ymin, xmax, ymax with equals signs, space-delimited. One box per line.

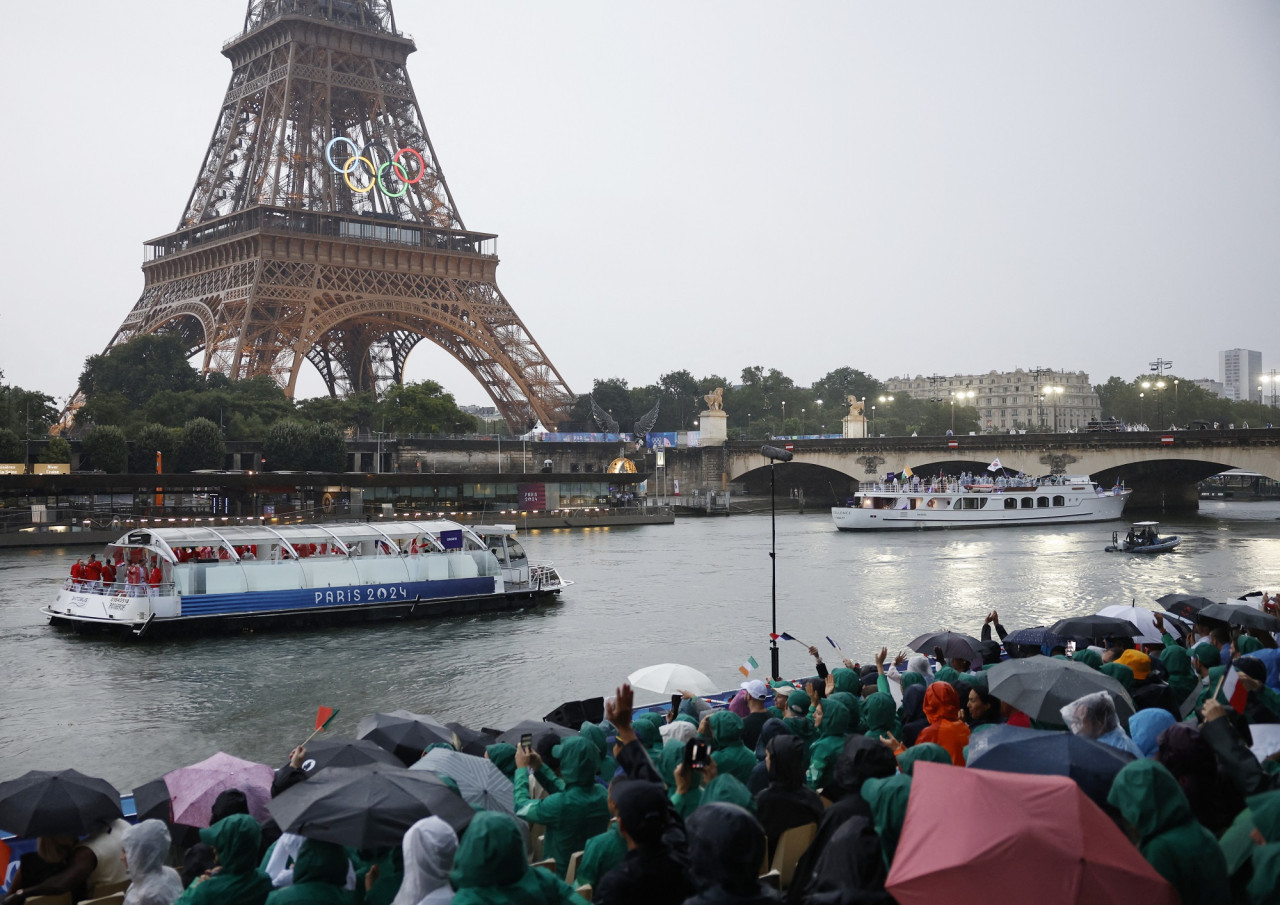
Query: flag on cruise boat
xmin=739 ymin=656 xmax=759 ymax=678
xmin=903 ymin=466 xmax=914 ymax=478
xmin=827 ymin=636 xmax=842 ymax=652
xmin=1219 ymin=667 xmax=1249 ymax=714
xmin=987 ymin=458 xmax=1002 ymax=472
xmin=315 ymin=706 xmax=339 ymax=732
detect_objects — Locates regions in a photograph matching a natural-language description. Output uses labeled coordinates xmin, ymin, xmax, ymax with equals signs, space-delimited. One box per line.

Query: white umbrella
xmin=627 ymin=663 xmax=720 ymax=696
xmin=1095 ymin=605 xmax=1189 ymax=645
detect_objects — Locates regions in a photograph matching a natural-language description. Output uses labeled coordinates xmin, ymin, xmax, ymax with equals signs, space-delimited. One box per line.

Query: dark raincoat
xmin=863 ymin=774 xmax=912 ymax=871
xmin=264 ymin=840 xmax=352 ymax=905
xmin=514 ymin=735 xmax=611 ymax=878
xmin=1106 ymin=759 xmax=1229 ymax=905
xmin=175 ymin=814 xmax=274 ymax=905
xmin=684 ymin=803 xmax=780 ymax=904
xmin=806 ymin=698 xmax=854 ymax=790
xmin=755 ymin=735 xmax=822 ymax=863
xmin=899 ymin=685 xmax=928 ymax=747
xmin=1157 ymin=722 xmax=1245 ymax=836
xmin=450 ymin=811 xmax=584 ymax=905
xmin=708 ymin=711 xmax=758 ymax=786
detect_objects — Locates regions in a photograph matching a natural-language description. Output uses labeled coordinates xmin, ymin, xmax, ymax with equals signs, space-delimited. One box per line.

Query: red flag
xmin=314 ymin=706 xmax=338 ymax=731
xmin=1220 ymin=668 xmax=1248 ymax=714
xmin=769 ymin=633 xmax=780 ymax=640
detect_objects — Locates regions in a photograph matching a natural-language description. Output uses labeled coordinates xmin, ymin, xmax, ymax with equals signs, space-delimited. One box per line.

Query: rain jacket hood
xmin=817 ymin=697 xmax=853 ymax=739
xmin=1107 ymin=760 xmax=1194 ymax=844
xmin=922 ymin=683 xmax=961 ymax=725
xmin=1128 ymin=709 xmax=1176 ymax=758
xmin=863 ymin=692 xmax=897 ymax=738
xmin=391 ymin=816 xmax=457 ymax=905
xmin=831 ymin=735 xmax=897 ymax=796
xmin=450 ymin=811 xmax=529 ymax=889
xmin=1100 ymin=662 xmax=1134 ymax=692
xmin=1250 ymin=790 xmax=1280 ymax=844
xmin=702 ymin=774 xmax=754 ymax=810
xmin=292 ymin=839 xmax=349 ymax=887
xmin=685 ymin=803 xmax=768 ymax=896
xmin=896 ymin=744 xmax=950 ymax=775
xmin=864 ymin=773 xmax=912 ymax=867
xmin=707 ymin=711 xmax=746 ymax=750
xmin=1072 ymin=649 xmax=1103 ymax=671
xmin=485 ymin=744 xmax=517 ymax=781
xmin=766 ymin=735 xmax=807 ymax=790
xmin=199 ymin=813 xmax=262 ymax=874
xmin=551 ymin=735 xmax=600 ymax=787
xmin=831 ymin=668 xmax=861 ymax=695
xmin=122 ymin=820 xmax=184 ymax=905
xmin=754 ymin=718 xmax=789 ymax=761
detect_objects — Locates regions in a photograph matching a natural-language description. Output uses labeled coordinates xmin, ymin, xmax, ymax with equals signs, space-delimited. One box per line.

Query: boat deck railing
xmin=62 ymin=579 xmax=176 ymax=597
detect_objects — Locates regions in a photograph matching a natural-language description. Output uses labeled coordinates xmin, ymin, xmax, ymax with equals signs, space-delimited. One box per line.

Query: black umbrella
xmin=267 ymin=764 xmax=473 ymax=848
xmin=446 ymin=721 xmax=498 ymax=757
xmin=1049 ymin=615 xmax=1141 ymax=641
xmin=1198 ymin=603 xmax=1280 ymax=633
xmin=986 ymin=657 xmax=1136 ymax=727
xmin=967 ymin=726 xmax=1134 ymax=808
xmin=495 ymin=719 xmax=576 ymax=747
xmin=0 ymin=769 xmax=123 ymax=836
xmin=907 ymin=631 xmax=984 ymax=663
xmin=298 ymin=735 xmax=403 ymax=775
xmin=1156 ymin=594 xmax=1218 ymax=620
xmin=131 ymin=777 xmax=172 ymax=823
xmin=1001 ymin=627 xmax=1066 ymax=650
xmin=355 ymin=710 xmax=455 ymax=765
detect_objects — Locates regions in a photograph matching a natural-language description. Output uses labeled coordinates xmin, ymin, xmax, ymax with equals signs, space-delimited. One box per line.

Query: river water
xmin=2 ymin=501 xmax=1278 ymax=792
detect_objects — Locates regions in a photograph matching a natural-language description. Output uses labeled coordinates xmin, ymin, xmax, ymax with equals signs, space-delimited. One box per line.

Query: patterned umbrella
xmin=164 ymin=752 xmax=273 ymax=827
xmin=411 ymin=747 xmax=514 ymax=814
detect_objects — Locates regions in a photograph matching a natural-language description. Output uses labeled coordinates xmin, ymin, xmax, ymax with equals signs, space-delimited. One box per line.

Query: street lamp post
xmin=746 ymin=413 xmax=752 ymax=439
xmin=781 ymin=401 xmax=787 ymax=436
xmin=1260 ymin=387 xmax=1266 ymax=426
xmin=1173 ymin=380 xmax=1179 ymax=426
xmin=870 ymin=405 xmax=876 ymax=437
xmin=1139 ymin=392 xmax=1145 ymax=425
xmin=801 ymin=408 xmax=806 ymax=434
xmin=876 ymin=395 xmax=893 ymax=436
xmin=815 ymin=399 xmax=823 ymax=435
xmin=1155 ymin=380 xmax=1166 ymax=428
xmin=1263 ymin=371 xmax=1279 ymax=410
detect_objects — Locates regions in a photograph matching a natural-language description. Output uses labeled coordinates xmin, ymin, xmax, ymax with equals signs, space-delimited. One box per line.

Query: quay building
xmin=883 ymin=369 xmax=1103 ymax=433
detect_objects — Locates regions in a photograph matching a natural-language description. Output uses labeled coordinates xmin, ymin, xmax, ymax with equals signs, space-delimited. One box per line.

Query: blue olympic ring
xmin=325 ymin=137 xmax=426 ymax=197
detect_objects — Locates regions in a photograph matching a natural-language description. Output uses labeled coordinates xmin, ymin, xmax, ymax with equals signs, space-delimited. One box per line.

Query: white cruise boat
xmin=831 ymin=474 xmax=1130 ymax=531
xmin=43 ymin=520 xmax=570 ymax=637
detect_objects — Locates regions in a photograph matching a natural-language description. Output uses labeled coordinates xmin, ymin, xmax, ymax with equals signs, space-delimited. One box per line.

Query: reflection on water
xmin=1 ymin=502 xmax=1277 ymax=790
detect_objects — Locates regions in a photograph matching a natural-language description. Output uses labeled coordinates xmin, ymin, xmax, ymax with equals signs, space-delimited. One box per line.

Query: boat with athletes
xmin=42 ymin=520 xmax=571 ymax=637
xmin=1105 ymin=521 xmax=1182 ymax=554
xmin=831 ymin=474 xmax=1130 ymax=531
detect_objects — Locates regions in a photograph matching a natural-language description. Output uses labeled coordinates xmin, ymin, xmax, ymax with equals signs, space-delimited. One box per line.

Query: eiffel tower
xmin=89 ymin=0 xmax=575 ymax=429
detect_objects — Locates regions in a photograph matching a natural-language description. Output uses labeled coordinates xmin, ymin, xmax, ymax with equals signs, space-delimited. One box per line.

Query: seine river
xmin=2 ymin=501 xmax=1278 ymax=792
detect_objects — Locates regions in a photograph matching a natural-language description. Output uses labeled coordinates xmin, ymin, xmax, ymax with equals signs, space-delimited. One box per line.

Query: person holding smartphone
xmin=514 ymin=735 xmax=610 ymax=880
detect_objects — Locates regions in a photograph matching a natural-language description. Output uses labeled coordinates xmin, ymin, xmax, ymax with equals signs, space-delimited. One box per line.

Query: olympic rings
xmin=325 ymin=137 xmax=426 ymax=198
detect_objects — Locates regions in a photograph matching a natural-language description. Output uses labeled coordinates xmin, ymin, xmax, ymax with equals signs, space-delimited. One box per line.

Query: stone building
xmin=883 ymin=369 xmax=1102 ymax=432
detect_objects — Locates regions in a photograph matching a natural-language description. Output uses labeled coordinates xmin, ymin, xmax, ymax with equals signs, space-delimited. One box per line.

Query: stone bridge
xmin=703 ymin=429 xmax=1280 ymax=511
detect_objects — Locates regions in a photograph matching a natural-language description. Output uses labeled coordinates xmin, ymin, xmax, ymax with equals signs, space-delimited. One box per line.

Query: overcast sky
xmin=3 ymin=1 xmax=1278 ymax=408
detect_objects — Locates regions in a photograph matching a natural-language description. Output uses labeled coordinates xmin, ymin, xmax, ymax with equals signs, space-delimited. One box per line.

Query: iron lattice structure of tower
xmin=94 ymin=0 xmax=574 ymax=429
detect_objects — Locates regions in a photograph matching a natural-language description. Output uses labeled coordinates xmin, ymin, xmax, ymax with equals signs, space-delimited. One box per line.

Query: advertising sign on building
xmin=31 ymin=463 xmax=70 ymax=475
xmin=517 ymin=483 xmax=547 ymax=509
xmin=646 ymin=432 xmax=677 ymax=449
xmin=0 ymin=464 xmax=24 ymax=475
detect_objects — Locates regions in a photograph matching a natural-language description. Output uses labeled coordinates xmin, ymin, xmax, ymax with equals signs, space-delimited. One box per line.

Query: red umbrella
xmin=886 ymin=762 xmax=1178 ymax=905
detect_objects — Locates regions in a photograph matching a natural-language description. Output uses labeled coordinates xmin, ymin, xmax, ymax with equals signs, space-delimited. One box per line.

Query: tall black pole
xmin=770 ymin=459 xmax=779 ymax=680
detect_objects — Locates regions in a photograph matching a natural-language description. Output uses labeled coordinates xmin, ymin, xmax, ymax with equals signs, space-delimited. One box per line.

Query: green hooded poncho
xmin=1072 ymin=649 xmax=1103 ymax=671
xmin=863 ymin=773 xmax=912 ymax=871
xmin=806 ymin=697 xmax=854 ymax=790
xmin=700 ymin=774 xmax=754 ymax=811
xmin=658 ymin=738 xmax=685 ymax=790
xmin=830 ymin=668 xmax=862 ymax=695
xmin=863 ymin=692 xmax=900 ymax=742
xmin=1237 ymin=636 xmax=1263 ymax=656
xmin=1106 ymin=759 xmax=1228 ymax=904
xmin=896 ymin=743 xmax=950 ymax=776
xmin=1100 ymin=662 xmax=1134 ymax=692
xmin=265 ymin=840 xmax=353 ymax=905
xmin=579 ymin=721 xmax=618 ymax=782
xmin=352 ymin=847 xmax=402 ymax=905
xmin=514 ymin=735 xmax=610 ymax=878
xmin=175 ymin=814 xmax=274 ymax=905
xmin=1155 ymin=646 xmax=1198 ymax=712
xmin=451 ymin=811 xmax=585 ymax=905
xmin=933 ymin=666 xmax=960 ymax=686
xmin=706 ymin=711 xmax=757 ymax=786
xmin=632 ymin=715 xmax=665 ymax=761
xmin=783 ymin=691 xmax=817 ymax=744
xmin=574 ymin=820 xmax=626 ymax=889
xmin=486 ymin=743 xmax=518 ymax=782
xmin=826 ymin=692 xmax=861 ymax=728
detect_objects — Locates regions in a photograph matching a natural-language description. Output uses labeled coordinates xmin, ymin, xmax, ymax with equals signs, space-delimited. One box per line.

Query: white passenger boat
xmin=831 ymin=475 xmax=1130 ymax=531
xmin=42 ymin=521 xmax=571 ymax=636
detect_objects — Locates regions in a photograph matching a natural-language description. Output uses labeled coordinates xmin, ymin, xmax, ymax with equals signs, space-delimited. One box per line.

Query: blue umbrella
xmin=1001 ymin=627 xmax=1065 ymax=649
xmin=968 ymin=728 xmax=1134 ymax=807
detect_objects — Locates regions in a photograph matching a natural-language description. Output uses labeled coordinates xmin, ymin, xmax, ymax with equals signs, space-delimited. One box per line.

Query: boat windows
xmin=1052 ymin=496 xmax=1065 ymax=507
xmin=961 ymin=498 xmax=987 ymax=509
xmin=507 ymin=540 xmax=527 ymax=561
xmin=1004 ymin=498 xmax=1017 ymax=510
xmin=1037 ymin=497 xmax=1049 ymax=508
xmin=1020 ymin=498 xmax=1034 ymax=509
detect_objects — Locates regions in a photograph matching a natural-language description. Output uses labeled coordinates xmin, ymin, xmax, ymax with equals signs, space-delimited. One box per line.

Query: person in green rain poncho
xmin=579 ymin=721 xmax=618 ymax=782
xmin=451 ymin=811 xmax=585 ymax=905
xmin=1106 ymin=758 xmax=1229 ymax=905
xmin=632 ymin=714 xmax=666 ymax=761
xmin=806 ymin=696 xmax=854 ymax=791
xmin=265 ymin=839 xmax=353 ymax=905
xmin=700 ymin=711 xmax=757 ymax=786
xmin=175 ymin=814 xmax=274 ymax=905
xmin=862 ymin=692 xmax=900 ymax=742
xmin=486 ymin=744 xmax=518 ymax=782
xmin=515 ymin=735 xmax=611 ymax=878
xmin=782 ymin=690 xmax=817 ymax=744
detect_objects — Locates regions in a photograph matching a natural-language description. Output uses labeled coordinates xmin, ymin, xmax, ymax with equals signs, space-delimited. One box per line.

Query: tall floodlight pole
xmin=761 ymin=445 xmax=793 ymax=680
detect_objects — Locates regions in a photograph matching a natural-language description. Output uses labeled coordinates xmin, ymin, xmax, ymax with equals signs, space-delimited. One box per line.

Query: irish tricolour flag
xmin=1220 ymin=666 xmax=1249 ymax=714
xmin=739 ymin=656 xmax=759 ymax=678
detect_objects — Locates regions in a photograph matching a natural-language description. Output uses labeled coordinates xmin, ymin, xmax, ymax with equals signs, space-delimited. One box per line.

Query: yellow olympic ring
xmin=342 ymin=156 xmax=376 ymax=194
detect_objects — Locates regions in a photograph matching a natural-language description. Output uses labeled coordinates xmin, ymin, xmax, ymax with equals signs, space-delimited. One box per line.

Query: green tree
xmin=0 ymin=428 xmax=22 ymax=463
xmin=129 ymin=424 xmax=179 ymax=473
xmin=377 ymin=381 xmax=479 ymax=436
xmin=0 ymin=384 xmax=58 ymax=436
xmin=304 ymin=422 xmax=347 ymax=472
xmin=176 ymin=418 xmax=226 ymax=472
xmin=296 ymin=390 xmax=379 ymax=435
xmin=82 ymin=425 xmax=129 ymax=473
xmin=38 ymin=437 xmax=72 ymax=464
xmin=263 ymin=421 xmax=346 ymax=471
xmin=811 ymin=368 xmax=884 ymax=417
xmin=77 ymin=334 xmax=200 ymax=427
